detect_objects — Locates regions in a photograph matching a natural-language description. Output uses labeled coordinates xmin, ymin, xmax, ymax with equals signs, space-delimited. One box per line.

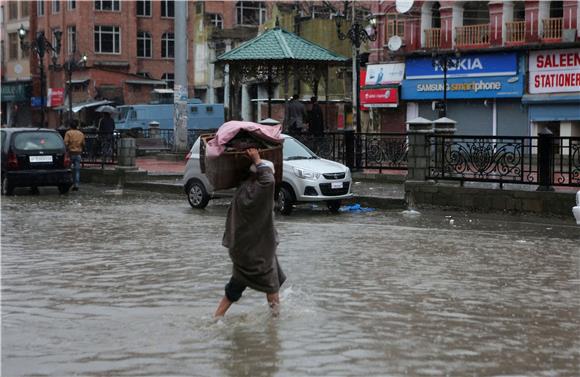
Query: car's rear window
xmin=13 ymin=132 xmax=64 ymax=151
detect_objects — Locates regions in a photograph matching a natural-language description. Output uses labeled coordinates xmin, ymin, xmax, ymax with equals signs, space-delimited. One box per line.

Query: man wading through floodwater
xmin=214 ymin=148 xmax=286 ymax=318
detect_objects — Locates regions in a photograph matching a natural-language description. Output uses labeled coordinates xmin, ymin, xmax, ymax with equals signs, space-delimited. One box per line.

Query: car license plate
xmin=29 ymin=155 xmax=53 ymax=163
xmin=331 ymin=182 xmax=343 ymax=189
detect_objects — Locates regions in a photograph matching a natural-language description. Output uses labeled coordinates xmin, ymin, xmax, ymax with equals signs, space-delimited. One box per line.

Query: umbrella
xmin=95 ymin=105 xmax=117 ymax=113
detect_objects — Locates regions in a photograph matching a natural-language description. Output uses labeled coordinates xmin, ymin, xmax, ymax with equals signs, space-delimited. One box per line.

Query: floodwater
xmin=2 ymin=185 xmax=579 ymax=377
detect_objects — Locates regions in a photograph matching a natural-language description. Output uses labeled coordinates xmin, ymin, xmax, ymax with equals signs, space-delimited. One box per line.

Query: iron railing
xmin=427 ymin=135 xmax=580 ymax=187
xmin=293 ymin=132 xmax=409 ymax=172
xmin=81 ymin=131 xmax=118 ymax=167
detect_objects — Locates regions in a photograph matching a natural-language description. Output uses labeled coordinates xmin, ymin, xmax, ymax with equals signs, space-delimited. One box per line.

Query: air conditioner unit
xmin=562 ymin=29 xmax=577 ymax=42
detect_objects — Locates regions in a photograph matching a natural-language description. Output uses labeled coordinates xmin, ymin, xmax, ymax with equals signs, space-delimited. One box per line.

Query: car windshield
xmin=13 ymin=132 xmax=64 ymax=151
xmin=115 ymin=107 xmax=130 ymax=122
xmin=283 ymin=137 xmax=317 ymax=160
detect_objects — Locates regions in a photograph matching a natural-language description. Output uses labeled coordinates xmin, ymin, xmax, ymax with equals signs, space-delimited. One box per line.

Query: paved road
xmin=2 ymin=185 xmax=579 ymax=376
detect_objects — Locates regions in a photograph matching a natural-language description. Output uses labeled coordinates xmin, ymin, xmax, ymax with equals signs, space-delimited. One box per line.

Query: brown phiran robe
xmin=222 ymin=164 xmax=286 ymax=293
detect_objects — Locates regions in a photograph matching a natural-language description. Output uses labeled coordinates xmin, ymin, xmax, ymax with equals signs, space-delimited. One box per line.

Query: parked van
xmin=114 ymin=99 xmax=224 ymax=131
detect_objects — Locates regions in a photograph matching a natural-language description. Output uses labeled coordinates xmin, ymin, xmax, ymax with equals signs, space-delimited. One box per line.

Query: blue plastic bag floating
xmin=339 ymin=203 xmax=375 ymax=213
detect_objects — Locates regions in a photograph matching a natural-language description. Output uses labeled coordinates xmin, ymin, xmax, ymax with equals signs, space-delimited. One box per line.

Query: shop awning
xmin=54 ymin=99 xmax=114 ymax=113
xmin=522 ymin=93 xmax=580 ymax=104
xmin=70 ymin=78 xmax=90 ymax=85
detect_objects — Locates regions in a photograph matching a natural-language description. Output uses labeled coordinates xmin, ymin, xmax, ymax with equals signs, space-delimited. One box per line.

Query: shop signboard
xmin=1 ymin=82 xmax=32 ymax=102
xmin=360 ymin=88 xmax=398 ymax=108
xmin=402 ymin=52 xmax=523 ymax=100
xmin=48 ymin=88 xmax=65 ymax=107
xmin=365 ymin=63 xmax=405 ymax=85
xmin=405 ymin=52 xmax=518 ymax=79
xmin=529 ymin=49 xmax=580 ymax=94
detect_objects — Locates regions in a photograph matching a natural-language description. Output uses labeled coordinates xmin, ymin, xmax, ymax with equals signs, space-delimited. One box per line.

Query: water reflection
xmin=1 ymin=185 xmax=579 ymax=377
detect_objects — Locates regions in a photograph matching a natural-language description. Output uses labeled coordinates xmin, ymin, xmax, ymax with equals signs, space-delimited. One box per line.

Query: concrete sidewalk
xmin=128 ymin=156 xmax=407 ymax=209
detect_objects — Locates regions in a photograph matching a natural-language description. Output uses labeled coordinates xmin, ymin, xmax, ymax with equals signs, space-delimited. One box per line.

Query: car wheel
xmin=277 ymin=186 xmax=294 ymax=215
xmin=58 ymin=184 xmax=72 ymax=194
xmin=327 ymin=200 xmax=341 ymax=213
xmin=1 ymin=175 xmax=14 ymax=196
xmin=187 ymin=179 xmax=210 ymax=209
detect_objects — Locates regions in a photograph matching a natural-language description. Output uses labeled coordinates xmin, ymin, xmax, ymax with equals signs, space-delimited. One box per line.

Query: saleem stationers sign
xmin=529 ymin=49 xmax=580 ymax=94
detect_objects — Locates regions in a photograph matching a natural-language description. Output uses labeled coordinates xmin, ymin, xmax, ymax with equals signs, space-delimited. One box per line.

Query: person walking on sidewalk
xmin=214 ymin=148 xmax=286 ymax=318
xmin=64 ymin=120 xmax=85 ymax=191
xmin=284 ymin=94 xmax=307 ymax=136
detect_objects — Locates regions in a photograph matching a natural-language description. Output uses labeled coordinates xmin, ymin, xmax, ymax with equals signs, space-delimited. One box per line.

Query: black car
xmin=1 ymin=128 xmax=73 ymax=195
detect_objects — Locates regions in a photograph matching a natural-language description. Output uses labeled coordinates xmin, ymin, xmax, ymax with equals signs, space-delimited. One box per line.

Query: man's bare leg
xmin=214 ymin=296 xmax=233 ymax=318
xmin=267 ymin=292 xmax=280 ymax=316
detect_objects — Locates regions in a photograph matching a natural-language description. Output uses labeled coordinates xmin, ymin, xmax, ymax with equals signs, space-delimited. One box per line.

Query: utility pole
xmin=173 ymin=1 xmax=188 ymax=153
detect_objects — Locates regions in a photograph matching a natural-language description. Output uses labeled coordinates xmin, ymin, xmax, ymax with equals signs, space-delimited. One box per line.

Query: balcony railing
xmin=455 ymin=24 xmax=490 ymax=47
xmin=542 ymin=17 xmax=563 ymax=40
xmin=424 ymin=28 xmax=441 ymax=48
xmin=505 ymin=21 xmax=526 ymax=43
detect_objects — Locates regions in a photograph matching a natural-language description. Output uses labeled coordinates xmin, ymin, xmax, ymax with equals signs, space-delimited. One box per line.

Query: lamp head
xmin=17 ymin=24 xmax=28 ymax=41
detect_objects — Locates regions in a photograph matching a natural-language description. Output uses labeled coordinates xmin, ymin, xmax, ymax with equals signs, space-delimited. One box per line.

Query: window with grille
xmin=94 ymin=25 xmax=121 ymax=54
xmin=137 ymin=31 xmax=152 ymax=58
xmin=161 ymin=0 xmax=174 ymax=18
xmin=236 ymin=1 xmax=266 ymax=25
xmin=137 ymin=0 xmax=151 ymax=16
xmin=162 ymin=73 xmax=174 ymax=88
xmin=94 ymin=0 xmax=120 ymax=12
xmin=67 ymin=26 xmax=77 ymax=54
xmin=386 ymin=14 xmax=405 ymax=39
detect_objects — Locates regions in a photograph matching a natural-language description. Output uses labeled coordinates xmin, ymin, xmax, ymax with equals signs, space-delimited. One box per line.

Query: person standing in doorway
xmin=214 ymin=148 xmax=286 ymax=318
xmin=284 ymin=94 xmax=307 ymax=136
xmin=308 ymin=96 xmax=324 ymax=137
xmin=64 ymin=120 xmax=85 ymax=191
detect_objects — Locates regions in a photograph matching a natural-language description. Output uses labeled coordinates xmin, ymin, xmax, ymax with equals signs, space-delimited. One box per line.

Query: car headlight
xmin=293 ymin=167 xmax=320 ymax=179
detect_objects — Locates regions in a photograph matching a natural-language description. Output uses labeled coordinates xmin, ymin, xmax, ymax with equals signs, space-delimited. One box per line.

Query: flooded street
xmin=2 ymin=185 xmax=579 ymax=377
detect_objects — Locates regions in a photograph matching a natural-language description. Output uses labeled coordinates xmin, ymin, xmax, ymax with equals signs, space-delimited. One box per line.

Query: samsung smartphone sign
xmin=402 ymin=52 xmax=523 ymax=100
xmin=529 ymin=49 xmax=580 ymax=94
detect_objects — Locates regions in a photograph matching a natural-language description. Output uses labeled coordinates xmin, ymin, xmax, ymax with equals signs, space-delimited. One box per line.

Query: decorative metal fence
xmin=294 ymin=132 xmax=409 ymax=172
xmin=427 ymin=134 xmax=580 ymax=187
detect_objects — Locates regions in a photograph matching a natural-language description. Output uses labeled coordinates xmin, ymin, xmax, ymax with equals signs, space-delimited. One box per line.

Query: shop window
xmin=236 ymin=1 xmax=266 ymax=25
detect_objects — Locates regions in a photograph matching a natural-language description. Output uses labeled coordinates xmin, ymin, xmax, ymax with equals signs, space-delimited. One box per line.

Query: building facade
xmin=367 ymin=0 xmax=580 ymax=137
xmin=1 ymin=0 xmax=33 ymax=127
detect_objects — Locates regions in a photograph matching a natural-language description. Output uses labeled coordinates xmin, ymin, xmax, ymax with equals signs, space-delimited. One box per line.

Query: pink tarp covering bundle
xmin=205 ymin=121 xmax=283 ymax=158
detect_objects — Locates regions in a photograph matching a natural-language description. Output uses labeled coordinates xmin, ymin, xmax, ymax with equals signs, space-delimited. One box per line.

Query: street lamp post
xmin=18 ymin=24 xmax=61 ymax=128
xmin=63 ymin=53 xmax=88 ymax=123
xmin=431 ymin=52 xmax=460 ymax=118
xmin=334 ymin=8 xmax=377 ymax=134
xmin=334 ymin=4 xmax=376 ymax=170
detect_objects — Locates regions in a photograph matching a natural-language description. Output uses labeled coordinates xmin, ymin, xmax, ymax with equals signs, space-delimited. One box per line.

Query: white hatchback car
xmin=183 ymin=134 xmax=353 ymax=214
